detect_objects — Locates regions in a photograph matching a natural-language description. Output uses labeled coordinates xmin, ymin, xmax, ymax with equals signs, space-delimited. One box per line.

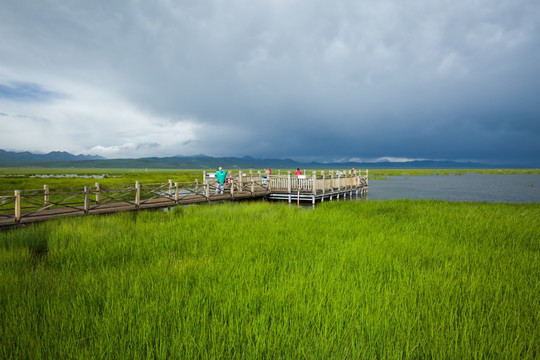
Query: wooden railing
xmin=204 ymin=169 xmax=368 ymax=194
xmin=204 ymin=169 xmax=368 ymax=195
xmin=0 ymin=178 xmax=271 ymax=224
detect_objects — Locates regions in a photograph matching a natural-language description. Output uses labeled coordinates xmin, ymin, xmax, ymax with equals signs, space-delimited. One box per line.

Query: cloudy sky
xmin=1 ymin=0 xmax=539 ymax=164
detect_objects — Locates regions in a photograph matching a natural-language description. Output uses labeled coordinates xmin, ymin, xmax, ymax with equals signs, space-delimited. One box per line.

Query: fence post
xmin=14 ymin=190 xmax=21 ymax=223
xmin=366 ymin=169 xmax=369 ymax=192
xmin=84 ymin=186 xmax=90 ymax=214
xmin=44 ymin=184 xmax=50 ymax=209
xmin=95 ymin=182 xmax=100 ymax=204
xmin=135 ymin=181 xmax=140 ymax=209
xmin=175 ymin=182 xmax=179 ymax=203
xmin=288 ymin=171 xmax=291 ymax=193
xmin=169 ymin=179 xmax=173 ymax=197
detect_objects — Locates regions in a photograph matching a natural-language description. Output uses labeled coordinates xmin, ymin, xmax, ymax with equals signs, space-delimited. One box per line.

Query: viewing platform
xmin=0 ymin=169 xmax=368 ymax=227
xmin=204 ymin=169 xmax=368 ymax=205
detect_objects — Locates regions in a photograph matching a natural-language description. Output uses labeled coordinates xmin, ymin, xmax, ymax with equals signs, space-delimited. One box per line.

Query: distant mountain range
xmin=0 ymin=149 xmax=104 ymax=162
xmin=0 ymin=149 xmax=534 ymax=169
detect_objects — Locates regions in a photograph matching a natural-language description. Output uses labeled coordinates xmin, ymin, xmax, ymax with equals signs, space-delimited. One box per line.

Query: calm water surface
xmin=364 ymin=173 xmax=540 ymax=203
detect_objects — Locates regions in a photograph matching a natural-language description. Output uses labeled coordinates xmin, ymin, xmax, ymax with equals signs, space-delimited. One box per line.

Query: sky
xmin=1 ymin=0 xmax=539 ymax=164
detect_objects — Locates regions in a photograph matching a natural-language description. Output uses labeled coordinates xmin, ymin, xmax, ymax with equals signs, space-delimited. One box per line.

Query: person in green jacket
xmin=215 ymin=167 xmax=227 ymax=194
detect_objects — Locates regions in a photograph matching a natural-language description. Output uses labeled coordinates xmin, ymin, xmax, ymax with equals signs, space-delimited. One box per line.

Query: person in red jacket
xmin=295 ymin=168 xmax=301 ymax=177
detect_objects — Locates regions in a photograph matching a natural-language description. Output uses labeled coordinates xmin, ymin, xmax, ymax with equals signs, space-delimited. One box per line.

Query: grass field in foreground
xmin=1 ymin=200 xmax=539 ymax=359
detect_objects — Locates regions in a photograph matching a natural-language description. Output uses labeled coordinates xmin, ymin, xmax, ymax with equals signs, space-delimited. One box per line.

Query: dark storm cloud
xmin=0 ymin=0 xmax=538 ymax=163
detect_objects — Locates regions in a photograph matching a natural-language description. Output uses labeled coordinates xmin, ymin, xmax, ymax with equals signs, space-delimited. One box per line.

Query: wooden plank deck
xmin=0 ymin=189 xmax=270 ymax=227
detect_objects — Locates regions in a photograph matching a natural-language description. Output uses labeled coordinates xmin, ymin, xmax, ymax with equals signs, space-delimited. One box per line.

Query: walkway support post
xmin=322 ymin=172 xmax=326 ymax=197
xmin=95 ymin=183 xmax=100 ymax=204
xmin=84 ymin=186 xmax=90 ymax=214
xmin=288 ymin=171 xmax=291 ymax=193
xmin=14 ymin=190 xmax=21 ymax=223
xmin=366 ymin=169 xmax=369 ymax=188
xmin=135 ymin=181 xmax=140 ymax=209
xmin=44 ymin=185 xmax=50 ymax=208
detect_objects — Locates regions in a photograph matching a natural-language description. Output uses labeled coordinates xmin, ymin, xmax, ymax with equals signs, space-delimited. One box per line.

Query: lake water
xmin=363 ymin=174 xmax=540 ymax=203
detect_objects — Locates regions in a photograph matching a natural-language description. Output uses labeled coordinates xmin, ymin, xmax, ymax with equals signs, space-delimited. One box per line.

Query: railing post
xmin=366 ymin=169 xmax=369 ymax=192
xmin=205 ymin=182 xmax=210 ymax=199
xmin=195 ymin=178 xmax=199 ymax=195
xmin=43 ymin=184 xmax=50 ymax=208
xmin=95 ymin=182 xmax=100 ymax=204
xmin=203 ymin=171 xmax=207 ymax=184
xmin=175 ymin=182 xmax=179 ymax=203
xmin=239 ymin=171 xmax=243 ymax=189
xmin=257 ymin=170 xmax=261 ymax=182
xmin=84 ymin=186 xmax=90 ymax=214
xmin=14 ymin=190 xmax=21 ymax=223
xmin=135 ymin=181 xmax=140 ymax=209
xmin=322 ymin=172 xmax=326 ymax=196
xmin=312 ymin=171 xmax=317 ymax=195
xmin=169 ymin=179 xmax=173 ymax=197
xmin=251 ymin=180 xmax=255 ymax=194
xmin=230 ymin=179 xmax=234 ymax=197
xmin=267 ymin=174 xmax=272 ymax=191
xmin=287 ymin=171 xmax=291 ymax=193
xmin=249 ymin=169 xmax=253 ymax=182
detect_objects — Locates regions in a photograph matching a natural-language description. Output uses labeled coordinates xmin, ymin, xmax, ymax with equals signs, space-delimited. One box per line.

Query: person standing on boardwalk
xmin=215 ymin=167 xmax=227 ymax=194
xmin=295 ymin=168 xmax=302 ymax=187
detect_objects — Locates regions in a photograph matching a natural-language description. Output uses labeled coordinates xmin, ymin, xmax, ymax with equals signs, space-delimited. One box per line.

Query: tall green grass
xmin=1 ymin=201 xmax=539 ymax=359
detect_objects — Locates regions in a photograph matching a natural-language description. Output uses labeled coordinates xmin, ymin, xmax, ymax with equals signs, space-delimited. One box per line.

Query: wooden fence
xmin=0 ymin=177 xmax=270 ymax=225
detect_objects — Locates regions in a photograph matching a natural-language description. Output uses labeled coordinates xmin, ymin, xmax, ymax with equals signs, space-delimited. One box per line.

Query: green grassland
xmin=0 ymin=168 xmax=202 ymax=192
xmin=1 ymin=200 xmax=539 ymax=359
xmin=369 ymin=168 xmax=540 ymax=176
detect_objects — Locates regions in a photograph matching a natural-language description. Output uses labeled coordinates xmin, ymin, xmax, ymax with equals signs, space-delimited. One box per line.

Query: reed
xmin=1 ymin=200 xmax=539 ymax=359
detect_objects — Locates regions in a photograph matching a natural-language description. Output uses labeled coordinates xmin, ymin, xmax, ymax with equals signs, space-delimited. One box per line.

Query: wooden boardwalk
xmin=0 ymin=170 xmax=367 ymax=227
